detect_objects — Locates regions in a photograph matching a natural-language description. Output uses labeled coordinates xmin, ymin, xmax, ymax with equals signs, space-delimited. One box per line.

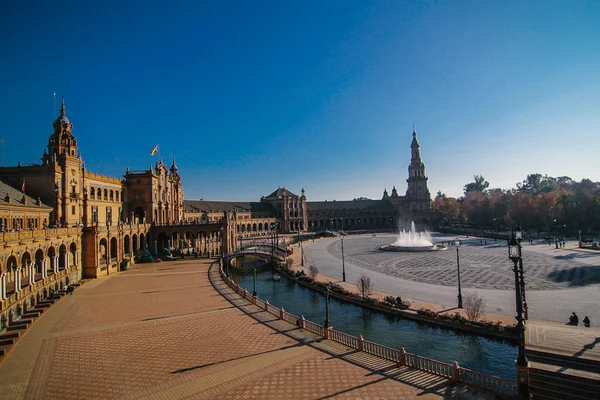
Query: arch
xmin=115 ymin=191 xmax=119 ymax=202
xmin=70 ymin=242 xmax=77 ymax=268
xmin=132 ymin=234 xmax=138 ymax=252
xmin=252 ymin=223 xmax=257 ymax=232
xmin=103 ymin=189 xmax=108 ymax=200
xmin=140 ymin=233 xmax=146 ymax=250
xmin=98 ymin=238 xmax=108 ymax=265
xmin=110 ymin=237 xmax=118 ymax=261
xmin=157 ymin=232 xmax=168 ymax=252
xmin=109 ymin=190 xmax=114 ymax=201
xmin=90 ymin=186 xmax=96 ymax=200
xmin=258 ymin=223 xmax=263 ymax=232
xmin=35 ymin=249 xmax=44 ymax=281
xmin=6 ymin=255 xmax=17 ymax=295
xmin=133 ymin=206 xmax=146 ymax=224
xmin=47 ymin=246 xmax=56 ymax=276
xmin=124 ymin=235 xmax=131 ymax=256
xmin=58 ymin=244 xmax=67 ymax=270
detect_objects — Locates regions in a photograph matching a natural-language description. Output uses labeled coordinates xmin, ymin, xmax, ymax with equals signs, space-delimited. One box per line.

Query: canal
xmin=230 ymin=261 xmax=517 ymax=381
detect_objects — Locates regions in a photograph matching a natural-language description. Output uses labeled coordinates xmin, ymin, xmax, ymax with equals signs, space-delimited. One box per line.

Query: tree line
xmin=432 ymin=174 xmax=600 ymax=235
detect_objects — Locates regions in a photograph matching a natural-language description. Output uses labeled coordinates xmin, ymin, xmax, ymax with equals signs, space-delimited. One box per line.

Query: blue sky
xmin=2 ymin=0 xmax=599 ymax=200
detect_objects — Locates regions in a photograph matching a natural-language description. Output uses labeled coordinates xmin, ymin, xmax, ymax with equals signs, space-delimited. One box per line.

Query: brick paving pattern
xmin=326 ymin=235 xmax=600 ymax=290
xmin=0 ymin=258 xmax=504 ymax=400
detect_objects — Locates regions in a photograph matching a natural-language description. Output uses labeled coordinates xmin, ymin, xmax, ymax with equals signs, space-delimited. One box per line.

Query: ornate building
xmin=0 ymin=99 xmax=431 ymax=331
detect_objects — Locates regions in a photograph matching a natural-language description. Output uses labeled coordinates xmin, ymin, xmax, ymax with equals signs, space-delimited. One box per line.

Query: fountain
xmin=380 ymin=221 xmax=446 ymax=252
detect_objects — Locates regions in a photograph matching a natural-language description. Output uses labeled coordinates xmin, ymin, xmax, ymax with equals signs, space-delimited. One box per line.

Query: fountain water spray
xmin=380 ymin=221 xmax=446 ymax=252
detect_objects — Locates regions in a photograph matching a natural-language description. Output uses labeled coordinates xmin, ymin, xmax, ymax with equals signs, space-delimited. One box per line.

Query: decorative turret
xmin=382 ymin=188 xmax=389 ymax=199
xmin=169 ymin=157 xmax=179 ymax=177
xmin=391 ymin=186 xmax=399 ymax=197
xmin=46 ymin=96 xmax=78 ymax=161
xmin=301 ymin=188 xmax=306 ymax=199
xmin=405 ymin=127 xmax=431 ymax=212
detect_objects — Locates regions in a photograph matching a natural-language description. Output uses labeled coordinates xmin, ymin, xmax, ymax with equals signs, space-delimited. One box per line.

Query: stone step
xmin=1 ymin=332 xmax=21 ymax=340
xmin=0 ymin=348 xmax=5 ymax=357
xmin=21 ymin=311 xmax=41 ymax=319
xmin=10 ymin=319 xmax=33 ymax=326
xmin=6 ymin=325 xmax=28 ymax=332
xmin=528 ymin=349 xmax=600 ymax=374
xmin=0 ymin=338 xmax=15 ymax=346
xmin=530 ymin=364 xmax=600 ymax=400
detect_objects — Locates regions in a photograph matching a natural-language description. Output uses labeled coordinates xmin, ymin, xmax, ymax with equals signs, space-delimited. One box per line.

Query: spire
xmin=60 ymin=95 xmax=66 ymax=116
xmin=411 ymin=126 xmax=420 ymax=148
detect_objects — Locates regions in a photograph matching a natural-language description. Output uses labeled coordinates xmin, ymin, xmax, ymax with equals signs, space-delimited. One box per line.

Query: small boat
xmin=272 ymin=273 xmax=281 ymax=281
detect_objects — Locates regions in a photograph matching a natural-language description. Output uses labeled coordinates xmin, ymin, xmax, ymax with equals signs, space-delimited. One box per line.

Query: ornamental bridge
xmin=225 ymin=244 xmax=287 ymax=264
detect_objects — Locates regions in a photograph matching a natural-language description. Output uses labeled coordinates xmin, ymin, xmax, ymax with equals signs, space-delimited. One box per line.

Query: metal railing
xmin=218 ymin=266 xmax=517 ymax=397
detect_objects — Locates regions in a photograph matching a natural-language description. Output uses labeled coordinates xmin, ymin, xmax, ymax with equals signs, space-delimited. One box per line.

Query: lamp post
xmin=341 ymin=235 xmax=346 ymax=282
xmin=324 ymin=283 xmax=330 ymax=328
xmin=514 ymin=225 xmax=528 ymax=320
xmin=508 ymin=229 xmax=529 ymax=399
xmin=252 ymin=268 xmax=257 ymax=296
xmin=454 ymin=238 xmax=463 ymax=308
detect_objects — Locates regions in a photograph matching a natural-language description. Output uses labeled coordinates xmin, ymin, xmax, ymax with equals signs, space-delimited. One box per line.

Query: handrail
xmin=217 ymin=264 xmax=517 ymax=397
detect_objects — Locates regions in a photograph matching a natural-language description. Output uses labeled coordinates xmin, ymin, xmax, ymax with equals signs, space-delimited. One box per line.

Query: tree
xmin=463 ymin=292 xmax=486 ymax=321
xmin=432 ymin=196 xmax=460 ymax=223
xmin=356 ymin=275 xmax=373 ymax=299
xmin=464 ymin=175 xmax=490 ymax=195
xmin=435 ymin=190 xmax=446 ymax=200
xmin=308 ymin=265 xmax=319 ymax=280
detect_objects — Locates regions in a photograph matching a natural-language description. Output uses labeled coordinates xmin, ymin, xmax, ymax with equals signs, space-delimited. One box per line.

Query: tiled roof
xmin=265 ymin=187 xmax=298 ymax=198
xmin=0 ymin=180 xmax=52 ymax=209
xmin=184 ymin=200 xmax=276 ymax=214
xmin=306 ymin=199 xmax=393 ymax=211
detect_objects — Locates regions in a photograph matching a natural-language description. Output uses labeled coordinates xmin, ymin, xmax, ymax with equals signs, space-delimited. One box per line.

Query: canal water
xmin=230 ymin=262 xmax=517 ymax=381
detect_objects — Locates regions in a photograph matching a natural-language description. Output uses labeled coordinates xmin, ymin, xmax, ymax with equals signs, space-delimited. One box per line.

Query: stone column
xmin=64 ymin=252 xmax=69 ymax=270
xmin=0 ymin=274 xmax=6 ymax=300
xmin=42 ymin=259 xmax=47 ymax=279
xmin=15 ymin=268 xmax=22 ymax=292
xmin=74 ymin=250 xmax=79 ymax=267
xmin=54 ymin=256 xmax=59 ymax=274
xmin=29 ymin=262 xmax=34 ymax=285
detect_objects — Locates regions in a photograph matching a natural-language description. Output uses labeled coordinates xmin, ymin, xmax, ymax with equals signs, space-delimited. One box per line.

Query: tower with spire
xmin=405 ymin=127 xmax=431 ymax=212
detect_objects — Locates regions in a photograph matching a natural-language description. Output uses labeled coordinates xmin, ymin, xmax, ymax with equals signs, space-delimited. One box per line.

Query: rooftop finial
xmin=61 ymin=96 xmax=66 ymax=116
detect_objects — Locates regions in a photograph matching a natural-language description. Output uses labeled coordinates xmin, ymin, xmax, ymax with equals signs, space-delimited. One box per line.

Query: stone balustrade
xmin=219 ymin=265 xmax=518 ymax=397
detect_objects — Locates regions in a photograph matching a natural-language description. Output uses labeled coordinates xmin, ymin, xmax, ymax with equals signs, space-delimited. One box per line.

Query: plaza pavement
xmin=0 ymin=258 xmax=501 ymax=400
xmin=299 ymin=234 xmax=600 ymax=326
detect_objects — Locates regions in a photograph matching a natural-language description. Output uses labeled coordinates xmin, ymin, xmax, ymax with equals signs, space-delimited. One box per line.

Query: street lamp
xmin=454 ymin=238 xmax=463 ymax=308
xmin=252 ymin=268 xmax=257 ymax=296
xmin=514 ymin=225 xmax=528 ymax=320
xmin=340 ymin=235 xmax=346 ymax=282
xmin=324 ymin=283 xmax=330 ymax=328
xmin=508 ymin=229 xmax=529 ymax=399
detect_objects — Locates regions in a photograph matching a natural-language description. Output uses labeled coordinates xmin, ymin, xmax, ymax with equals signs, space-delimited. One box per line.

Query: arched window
xmin=104 ymin=189 xmax=108 ymax=200
xmin=116 ymin=191 xmax=119 ymax=201
xmin=90 ymin=187 xmax=95 ymax=200
xmin=109 ymin=190 xmax=114 ymax=201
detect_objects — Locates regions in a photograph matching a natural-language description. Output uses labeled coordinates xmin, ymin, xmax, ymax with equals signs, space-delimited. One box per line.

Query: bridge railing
xmin=218 ymin=264 xmax=517 ymax=397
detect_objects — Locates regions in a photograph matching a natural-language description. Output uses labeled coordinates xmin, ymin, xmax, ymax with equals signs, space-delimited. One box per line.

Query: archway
xmin=157 ymin=233 xmax=168 ymax=252
xmin=124 ymin=235 xmax=131 ymax=257
xmin=35 ymin=249 xmax=44 ymax=282
xmin=140 ymin=233 xmax=146 ymax=250
xmin=99 ymin=239 xmax=108 ymax=266
xmin=58 ymin=244 xmax=67 ymax=270
xmin=133 ymin=206 xmax=146 ymax=224
xmin=6 ymin=255 xmax=17 ymax=295
xmin=47 ymin=247 xmax=56 ymax=276
xmin=132 ymin=234 xmax=138 ymax=253
xmin=110 ymin=237 xmax=118 ymax=262
xmin=21 ymin=252 xmax=32 ymax=287
xmin=70 ymin=242 xmax=77 ymax=267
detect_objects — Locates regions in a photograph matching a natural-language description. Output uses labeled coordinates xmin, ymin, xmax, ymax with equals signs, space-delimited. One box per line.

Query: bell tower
xmin=42 ymin=97 xmax=84 ymax=227
xmin=405 ymin=127 xmax=431 ymax=212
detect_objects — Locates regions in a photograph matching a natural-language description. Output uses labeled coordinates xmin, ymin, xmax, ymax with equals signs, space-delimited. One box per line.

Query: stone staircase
xmin=0 ymin=281 xmax=86 ymax=363
xmin=528 ymin=349 xmax=600 ymax=400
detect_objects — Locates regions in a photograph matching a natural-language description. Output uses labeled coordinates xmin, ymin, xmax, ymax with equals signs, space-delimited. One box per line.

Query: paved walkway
xmin=299 ymin=235 xmax=600 ymax=325
xmin=0 ymin=258 xmax=501 ymax=400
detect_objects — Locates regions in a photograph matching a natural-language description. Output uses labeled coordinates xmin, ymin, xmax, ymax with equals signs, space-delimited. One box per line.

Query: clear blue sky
xmin=2 ymin=0 xmax=599 ymax=200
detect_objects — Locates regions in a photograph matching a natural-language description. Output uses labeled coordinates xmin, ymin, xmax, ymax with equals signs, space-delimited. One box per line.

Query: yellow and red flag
xmin=150 ymin=144 xmax=159 ymax=156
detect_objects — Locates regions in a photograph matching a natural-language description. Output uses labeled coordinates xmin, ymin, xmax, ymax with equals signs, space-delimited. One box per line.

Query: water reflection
xmin=229 ymin=266 xmax=517 ymax=380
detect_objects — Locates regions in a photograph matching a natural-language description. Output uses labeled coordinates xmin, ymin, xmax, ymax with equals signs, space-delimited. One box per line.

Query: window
xmin=106 ymin=206 xmax=112 ymax=224
xmin=90 ymin=187 xmax=95 ymax=199
xmin=92 ymin=206 xmax=98 ymax=223
xmin=71 ymin=205 xmax=76 ymax=215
